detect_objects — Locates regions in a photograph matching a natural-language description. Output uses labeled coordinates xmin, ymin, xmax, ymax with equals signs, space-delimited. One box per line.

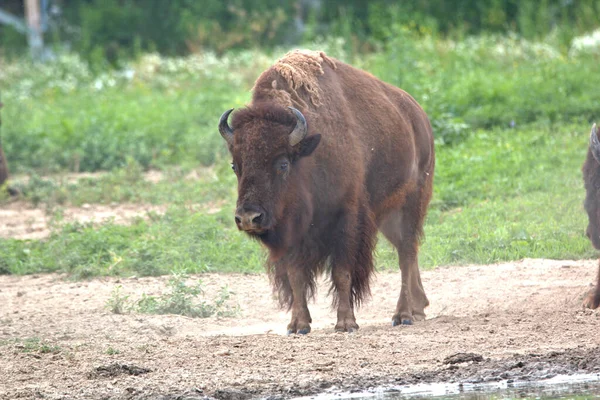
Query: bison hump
xmin=253 ymin=50 xmax=337 ymax=108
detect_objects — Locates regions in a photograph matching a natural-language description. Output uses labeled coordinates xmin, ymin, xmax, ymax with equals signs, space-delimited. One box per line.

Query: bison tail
xmin=328 ymin=203 xmax=377 ymax=308
xmin=351 ymin=206 xmax=377 ymax=307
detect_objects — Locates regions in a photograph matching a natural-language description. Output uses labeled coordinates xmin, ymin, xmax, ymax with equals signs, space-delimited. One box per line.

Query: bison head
xmin=218 ymin=105 xmax=321 ymax=244
xmin=584 ymin=123 xmax=600 ymax=249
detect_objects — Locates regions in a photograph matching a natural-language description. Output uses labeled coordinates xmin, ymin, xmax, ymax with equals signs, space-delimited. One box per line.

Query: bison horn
xmin=219 ymin=109 xmax=234 ymax=145
xmin=288 ymin=107 xmax=307 ymax=146
xmin=590 ymin=123 xmax=600 ymax=163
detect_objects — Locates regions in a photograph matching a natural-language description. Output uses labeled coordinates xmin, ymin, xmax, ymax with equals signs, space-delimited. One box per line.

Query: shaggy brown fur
xmin=582 ymin=124 xmax=600 ymax=309
xmin=220 ymin=50 xmax=435 ymax=333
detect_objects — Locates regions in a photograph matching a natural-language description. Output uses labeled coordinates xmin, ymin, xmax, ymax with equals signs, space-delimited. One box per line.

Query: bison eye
xmin=278 ymin=161 xmax=289 ymax=172
xmin=231 ymin=163 xmax=237 ymax=172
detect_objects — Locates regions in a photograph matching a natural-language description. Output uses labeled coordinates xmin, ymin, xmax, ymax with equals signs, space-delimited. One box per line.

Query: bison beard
xmin=218 ymin=50 xmax=435 ymax=333
xmin=582 ymin=123 xmax=600 ymax=309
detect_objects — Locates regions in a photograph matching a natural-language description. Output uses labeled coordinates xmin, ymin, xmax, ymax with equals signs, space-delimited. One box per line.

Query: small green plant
xmin=213 ymin=286 xmax=240 ymax=318
xmin=17 ymin=338 xmax=61 ymax=354
xmin=39 ymin=343 xmax=62 ymax=354
xmin=106 ymin=274 xmax=240 ymax=318
xmin=105 ymin=285 xmax=130 ymax=314
xmin=105 ymin=346 xmax=121 ymax=355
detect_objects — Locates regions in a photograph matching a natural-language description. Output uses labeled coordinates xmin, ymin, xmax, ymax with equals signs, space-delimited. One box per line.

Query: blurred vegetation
xmin=2 ymin=0 xmax=600 ymax=63
xmin=2 ymin=32 xmax=600 ymax=172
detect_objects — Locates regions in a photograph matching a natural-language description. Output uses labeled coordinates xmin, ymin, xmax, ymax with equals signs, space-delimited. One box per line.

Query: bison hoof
xmin=334 ymin=320 xmax=359 ymax=333
xmin=412 ymin=310 xmax=427 ymax=321
xmin=584 ymin=294 xmax=600 ymax=310
xmin=286 ymin=329 xmax=310 ymax=335
xmin=287 ymin=325 xmax=311 ymax=335
xmin=392 ymin=318 xmax=413 ymax=327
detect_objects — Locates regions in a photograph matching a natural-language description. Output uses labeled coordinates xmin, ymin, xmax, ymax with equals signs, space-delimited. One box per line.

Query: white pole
xmin=24 ymin=0 xmax=44 ymax=60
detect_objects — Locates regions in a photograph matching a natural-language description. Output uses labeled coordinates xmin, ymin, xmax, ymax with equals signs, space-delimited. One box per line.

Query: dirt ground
xmin=1 ymin=258 xmax=600 ymax=399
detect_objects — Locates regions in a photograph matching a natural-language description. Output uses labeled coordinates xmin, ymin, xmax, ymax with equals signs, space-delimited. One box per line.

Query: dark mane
xmin=231 ymin=103 xmax=297 ymax=132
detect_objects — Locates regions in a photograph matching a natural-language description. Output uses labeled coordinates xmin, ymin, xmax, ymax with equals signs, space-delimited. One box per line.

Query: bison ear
xmin=295 ymin=134 xmax=321 ymax=158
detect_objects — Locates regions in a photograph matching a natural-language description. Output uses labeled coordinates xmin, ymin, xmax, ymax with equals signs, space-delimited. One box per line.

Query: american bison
xmin=583 ymin=123 xmax=600 ymax=309
xmin=218 ymin=50 xmax=434 ymax=333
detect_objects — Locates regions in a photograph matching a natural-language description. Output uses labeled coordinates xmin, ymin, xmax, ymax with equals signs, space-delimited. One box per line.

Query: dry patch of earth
xmin=0 ymin=168 xmax=224 ymax=239
xmin=1 ymin=259 xmax=600 ymax=399
xmin=0 ymin=201 xmax=167 ymax=240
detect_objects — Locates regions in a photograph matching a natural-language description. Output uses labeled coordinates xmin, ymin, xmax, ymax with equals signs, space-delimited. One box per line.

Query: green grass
xmin=9 ymin=158 xmax=237 ymax=207
xmin=1 ymin=52 xmax=264 ymax=173
xmin=380 ymin=122 xmax=596 ymax=268
xmin=0 ymin=122 xmax=595 ymax=277
xmin=0 ymin=33 xmax=598 ymax=277
xmin=2 ymin=35 xmax=599 ymax=173
xmin=0 ymin=337 xmax=63 ymax=354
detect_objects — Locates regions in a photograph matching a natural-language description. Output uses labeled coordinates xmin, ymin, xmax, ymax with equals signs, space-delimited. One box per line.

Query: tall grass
xmin=2 ymin=33 xmax=599 ymax=173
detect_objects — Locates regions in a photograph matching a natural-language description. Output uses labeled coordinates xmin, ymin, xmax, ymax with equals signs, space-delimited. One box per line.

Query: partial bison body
xmin=218 ymin=50 xmax=435 ymax=333
xmin=0 ymin=100 xmax=7 ymax=187
xmin=0 ymin=145 xmax=7 ymax=187
xmin=583 ymin=123 xmax=600 ymax=309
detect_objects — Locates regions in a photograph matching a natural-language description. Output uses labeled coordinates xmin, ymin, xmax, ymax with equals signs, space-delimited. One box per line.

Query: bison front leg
xmin=286 ymin=265 xmax=312 ymax=335
xmin=331 ymin=266 xmax=359 ymax=332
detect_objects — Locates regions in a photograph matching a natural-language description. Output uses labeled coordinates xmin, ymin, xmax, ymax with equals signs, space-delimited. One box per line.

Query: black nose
xmin=235 ymin=206 xmax=266 ymax=231
xmin=234 ymin=213 xmax=262 ymax=225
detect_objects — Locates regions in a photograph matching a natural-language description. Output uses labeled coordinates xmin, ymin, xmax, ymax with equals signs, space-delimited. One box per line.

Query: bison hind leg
xmin=379 ymin=195 xmax=430 ymax=326
xmin=583 ymin=285 xmax=600 ymax=310
xmin=584 ymin=263 xmax=600 ymax=309
xmin=584 ymin=292 xmax=600 ymax=309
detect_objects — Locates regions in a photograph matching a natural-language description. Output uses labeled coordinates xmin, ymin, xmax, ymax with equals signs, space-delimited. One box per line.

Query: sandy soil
xmin=0 ymin=202 xmax=167 ymax=240
xmin=1 ymin=258 xmax=600 ymax=399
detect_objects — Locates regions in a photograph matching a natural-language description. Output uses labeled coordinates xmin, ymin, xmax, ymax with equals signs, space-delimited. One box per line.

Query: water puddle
xmin=296 ymin=373 xmax=600 ymax=399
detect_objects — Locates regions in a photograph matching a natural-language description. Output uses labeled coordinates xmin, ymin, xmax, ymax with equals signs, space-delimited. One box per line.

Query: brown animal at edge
xmin=218 ymin=50 xmax=435 ymax=333
xmin=0 ymin=100 xmax=8 ymax=187
xmin=0 ymin=145 xmax=7 ymax=187
xmin=583 ymin=123 xmax=600 ymax=309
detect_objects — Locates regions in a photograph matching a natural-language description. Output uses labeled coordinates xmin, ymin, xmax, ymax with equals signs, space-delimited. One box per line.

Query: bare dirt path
xmin=1 ymin=258 xmax=600 ymax=399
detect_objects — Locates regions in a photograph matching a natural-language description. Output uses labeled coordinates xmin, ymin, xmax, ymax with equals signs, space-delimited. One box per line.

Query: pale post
xmin=24 ymin=0 xmax=44 ymax=60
